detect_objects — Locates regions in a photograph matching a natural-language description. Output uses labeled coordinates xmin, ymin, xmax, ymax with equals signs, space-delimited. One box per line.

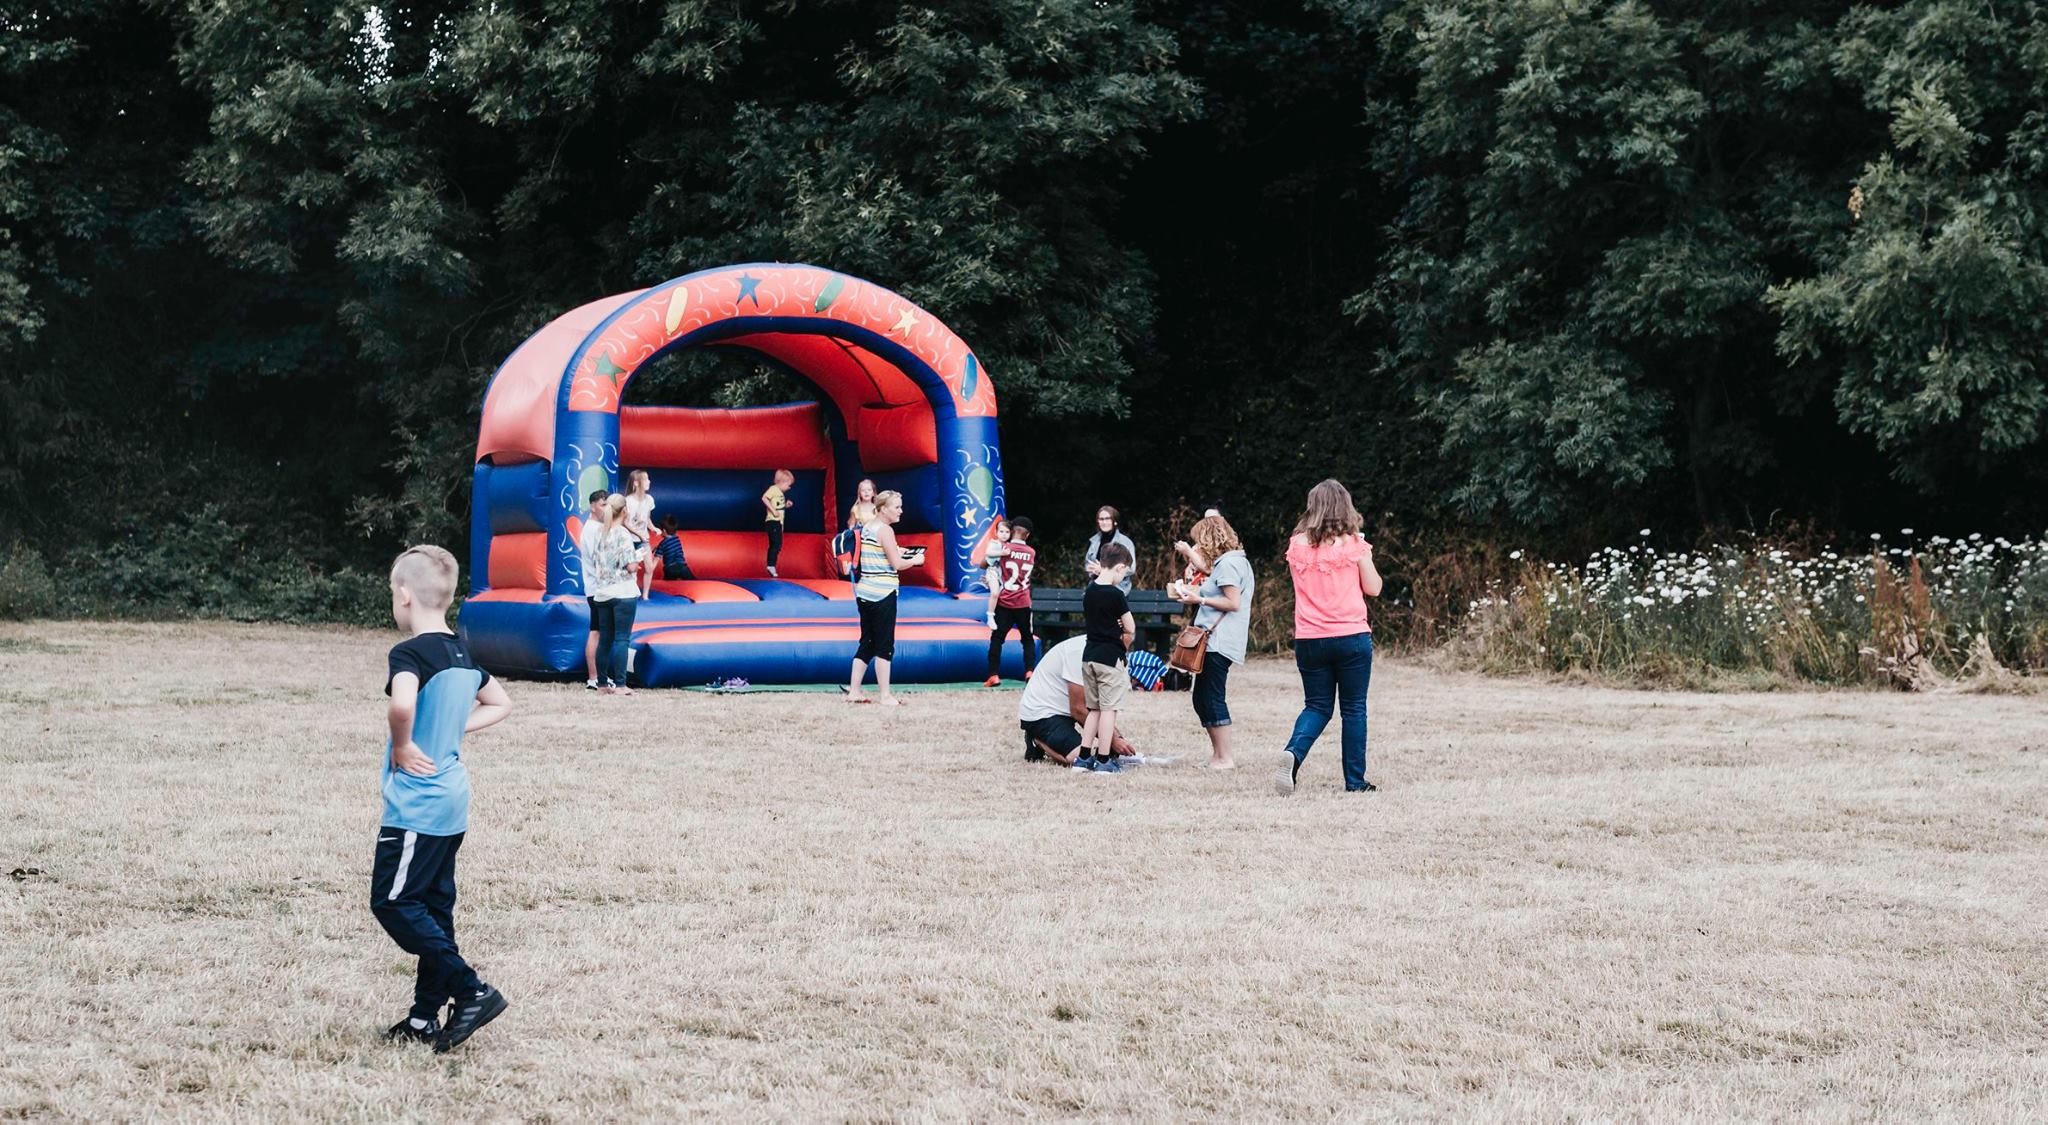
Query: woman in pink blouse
xmin=1276 ymin=479 xmax=1384 ymax=794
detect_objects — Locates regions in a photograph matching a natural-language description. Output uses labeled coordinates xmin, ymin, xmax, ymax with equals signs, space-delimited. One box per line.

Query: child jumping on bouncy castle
xmin=373 ymin=546 xmax=513 ymax=1053
xmin=624 ymin=470 xmax=656 ymax=598
xmin=762 ymin=468 xmax=793 ymax=577
xmin=655 ymin=514 xmax=694 ymax=582
xmin=985 ymin=518 xmax=1037 ymax=688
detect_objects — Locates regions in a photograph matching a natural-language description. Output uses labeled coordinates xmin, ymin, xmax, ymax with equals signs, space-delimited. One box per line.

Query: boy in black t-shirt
xmin=375 ymin=545 xmax=514 ymax=1053
xmin=1077 ymin=543 xmax=1135 ymax=773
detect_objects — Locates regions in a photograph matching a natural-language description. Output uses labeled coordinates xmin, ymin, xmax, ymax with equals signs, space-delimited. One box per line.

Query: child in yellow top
xmin=762 ymin=468 xmax=794 ymax=577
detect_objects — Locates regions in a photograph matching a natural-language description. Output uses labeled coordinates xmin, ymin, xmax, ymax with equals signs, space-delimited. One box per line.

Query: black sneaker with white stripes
xmin=383 ymin=1017 xmax=439 ymax=1045
xmin=434 ymin=985 xmax=508 ymax=1053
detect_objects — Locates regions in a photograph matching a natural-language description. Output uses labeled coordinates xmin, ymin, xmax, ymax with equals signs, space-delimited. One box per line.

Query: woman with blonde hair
xmin=1173 ymin=515 xmax=1253 ymax=769
xmin=1276 ymin=479 xmax=1383 ymax=793
xmin=847 ymin=489 xmax=921 ymax=705
xmin=588 ymin=493 xmax=646 ymax=695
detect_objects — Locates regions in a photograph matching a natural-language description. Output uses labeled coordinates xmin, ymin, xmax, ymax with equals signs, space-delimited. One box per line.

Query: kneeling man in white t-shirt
xmin=1016 ymin=635 xmax=1136 ymax=765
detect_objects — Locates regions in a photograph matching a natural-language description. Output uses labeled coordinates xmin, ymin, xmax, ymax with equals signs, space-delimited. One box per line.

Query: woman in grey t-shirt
xmin=1174 ymin=515 xmax=1254 ymax=769
xmin=1083 ymin=506 xmax=1137 ymax=595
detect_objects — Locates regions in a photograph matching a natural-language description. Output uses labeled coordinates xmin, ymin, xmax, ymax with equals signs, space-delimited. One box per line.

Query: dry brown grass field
xmin=3 ymin=621 xmax=2047 ymax=1120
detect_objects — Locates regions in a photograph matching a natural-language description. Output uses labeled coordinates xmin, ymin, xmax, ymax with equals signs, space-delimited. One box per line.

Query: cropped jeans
xmin=1282 ymin=631 xmax=1373 ymax=789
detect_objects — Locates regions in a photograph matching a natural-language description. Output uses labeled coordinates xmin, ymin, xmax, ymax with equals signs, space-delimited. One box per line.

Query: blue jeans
xmin=592 ymin=596 xmax=639 ymax=686
xmin=1283 ymin=632 xmax=1373 ymax=789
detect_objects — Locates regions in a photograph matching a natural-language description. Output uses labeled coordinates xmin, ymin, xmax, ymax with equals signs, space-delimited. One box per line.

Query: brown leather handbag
xmin=1168 ymin=611 xmax=1211 ymax=676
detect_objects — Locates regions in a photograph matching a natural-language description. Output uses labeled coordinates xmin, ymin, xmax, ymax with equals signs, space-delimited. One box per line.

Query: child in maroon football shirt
xmin=984 ymin=517 xmax=1038 ymax=686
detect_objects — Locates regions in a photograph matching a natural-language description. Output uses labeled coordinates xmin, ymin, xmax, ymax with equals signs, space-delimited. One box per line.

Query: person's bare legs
xmin=1080 ymin=711 xmax=1100 ymax=756
xmin=1032 ymin=738 xmax=1076 ymax=767
xmin=1205 ymin=724 xmax=1235 ymax=768
xmin=874 ymin=657 xmax=899 ymax=705
xmin=639 ymin=560 xmax=653 ymax=598
xmin=584 ymin=631 xmax=598 ymax=684
xmin=1099 ymin=708 xmax=1119 ymax=759
xmin=846 ymin=658 xmax=867 ymax=701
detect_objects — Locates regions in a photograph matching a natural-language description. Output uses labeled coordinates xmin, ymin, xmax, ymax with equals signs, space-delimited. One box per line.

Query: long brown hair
xmin=1293 ymin=479 xmax=1362 ymax=546
xmin=1190 ymin=515 xmax=1242 ymax=561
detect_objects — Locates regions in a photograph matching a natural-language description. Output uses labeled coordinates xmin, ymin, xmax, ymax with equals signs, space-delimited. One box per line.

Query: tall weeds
xmin=1452 ymin=533 xmax=2048 ymax=686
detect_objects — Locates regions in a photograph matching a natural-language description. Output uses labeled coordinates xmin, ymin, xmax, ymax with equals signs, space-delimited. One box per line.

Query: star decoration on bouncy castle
xmin=596 ymin=351 xmax=626 ymax=388
xmin=891 ymin=308 xmax=920 ymax=336
xmin=736 ymin=273 xmax=763 ymax=306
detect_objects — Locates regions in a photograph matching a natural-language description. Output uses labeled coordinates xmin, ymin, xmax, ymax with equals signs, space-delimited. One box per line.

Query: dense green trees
xmin=2 ymin=0 xmax=2045 ymax=617
xmin=1344 ymin=0 xmax=2048 ymax=532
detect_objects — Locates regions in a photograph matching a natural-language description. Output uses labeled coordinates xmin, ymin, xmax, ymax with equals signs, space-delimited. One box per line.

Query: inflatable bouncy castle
xmin=460 ymin=263 xmax=1018 ymax=686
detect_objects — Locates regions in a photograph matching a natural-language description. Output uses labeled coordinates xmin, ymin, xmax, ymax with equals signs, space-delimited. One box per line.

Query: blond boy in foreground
xmin=372 ymin=546 xmax=513 ymax=1053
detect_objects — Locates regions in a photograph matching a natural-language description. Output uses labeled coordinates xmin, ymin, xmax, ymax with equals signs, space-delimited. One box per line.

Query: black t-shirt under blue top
xmin=382 ymin=631 xmax=490 ymax=836
xmin=1082 ymin=583 xmax=1130 ymax=667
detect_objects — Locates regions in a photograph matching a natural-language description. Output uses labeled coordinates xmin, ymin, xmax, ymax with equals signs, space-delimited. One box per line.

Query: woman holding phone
xmin=847 ymin=490 xmax=921 ymax=705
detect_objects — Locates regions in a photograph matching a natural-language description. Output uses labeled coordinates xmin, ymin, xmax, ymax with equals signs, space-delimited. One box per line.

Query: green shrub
xmin=57 ymin=505 xmax=395 ymax=626
xmin=0 ymin=542 xmax=60 ymax=620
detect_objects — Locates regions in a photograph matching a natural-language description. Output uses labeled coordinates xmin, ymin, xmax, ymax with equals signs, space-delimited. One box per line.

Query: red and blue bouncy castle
xmin=460 ymin=263 xmax=1018 ymax=686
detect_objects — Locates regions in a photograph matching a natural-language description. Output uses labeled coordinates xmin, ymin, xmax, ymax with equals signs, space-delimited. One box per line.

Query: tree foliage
xmin=1350 ymin=0 xmax=2048 ymax=530
xmin=1 ymin=0 xmax=2045 ymax=618
xmin=1768 ymin=5 xmax=2048 ymax=487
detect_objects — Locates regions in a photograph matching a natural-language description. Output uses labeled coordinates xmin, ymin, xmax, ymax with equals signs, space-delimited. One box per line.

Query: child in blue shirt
xmin=374 ymin=545 xmax=514 ymax=1053
xmin=655 ymin=513 xmax=694 ymax=581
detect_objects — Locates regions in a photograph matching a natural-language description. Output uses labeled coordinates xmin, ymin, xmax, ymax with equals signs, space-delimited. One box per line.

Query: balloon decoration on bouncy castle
xmin=460 ymin=264 xmax=1020 ymax=686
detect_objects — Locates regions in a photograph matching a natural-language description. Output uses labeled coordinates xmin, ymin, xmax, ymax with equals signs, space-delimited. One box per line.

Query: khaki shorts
xmin=1082 ymin=660 xmax=1128 ymax=711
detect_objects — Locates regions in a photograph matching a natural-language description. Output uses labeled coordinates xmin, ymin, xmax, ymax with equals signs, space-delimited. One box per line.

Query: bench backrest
xmin=1032 ymin=587 xmax=1182 ymax=620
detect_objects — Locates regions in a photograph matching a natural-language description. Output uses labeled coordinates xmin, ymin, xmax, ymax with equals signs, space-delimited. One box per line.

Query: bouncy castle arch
xmin=461 ymin=263 xmax=1017 ymax=686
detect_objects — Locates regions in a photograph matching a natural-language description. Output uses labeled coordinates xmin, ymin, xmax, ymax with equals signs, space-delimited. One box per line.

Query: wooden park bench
xmin=1030 ymin=587 xmax=1187 ymax=656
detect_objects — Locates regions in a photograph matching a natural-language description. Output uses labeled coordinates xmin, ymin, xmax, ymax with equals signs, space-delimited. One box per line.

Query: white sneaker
xmin=1274 ymin=752 xmax=1298 ymax=796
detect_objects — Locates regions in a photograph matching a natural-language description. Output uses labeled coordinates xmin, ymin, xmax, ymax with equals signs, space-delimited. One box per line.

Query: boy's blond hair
xmin=390 ymin=545 xmax=460 ymax=610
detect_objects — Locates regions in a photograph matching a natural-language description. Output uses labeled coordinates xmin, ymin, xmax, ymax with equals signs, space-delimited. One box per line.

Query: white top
xmin=623 ymin=493 xmax=655 ymax=534
xmin=1017 ymin=636 xmax=1087 ymax=723
xmin=578 ymin=517 xmax=607 ymax=587
xmin=586 ymin=525 xmax=643 ymax=600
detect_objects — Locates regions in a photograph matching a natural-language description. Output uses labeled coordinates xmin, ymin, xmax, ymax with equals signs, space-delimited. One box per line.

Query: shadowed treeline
xmin=4 ymin=2 xmax=2046 ymax=627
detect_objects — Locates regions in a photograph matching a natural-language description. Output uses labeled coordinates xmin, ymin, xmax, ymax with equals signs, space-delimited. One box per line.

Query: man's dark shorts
xmin=1020 ymin=714 xmax=1082 ymax=760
